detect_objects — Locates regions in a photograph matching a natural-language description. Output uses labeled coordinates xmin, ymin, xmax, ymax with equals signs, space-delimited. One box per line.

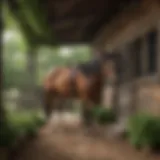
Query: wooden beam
xmin=53 ymin=15 xmax=95 ymax=30
xmin=52 ymin=0 xmax=110 ymax=18
xmin=58 ymin=0 xmax=109 ymax=17
xmin=52 ymin=0 xmax=81 ymax=17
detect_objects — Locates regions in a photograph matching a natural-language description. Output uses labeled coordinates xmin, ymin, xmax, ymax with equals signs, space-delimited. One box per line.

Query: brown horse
xmin=43 ymin=52 xmax=121 ymax=126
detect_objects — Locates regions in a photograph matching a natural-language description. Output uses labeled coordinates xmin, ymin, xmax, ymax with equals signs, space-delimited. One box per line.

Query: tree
xmin=3 ymin=29 xmax=27 ymax=89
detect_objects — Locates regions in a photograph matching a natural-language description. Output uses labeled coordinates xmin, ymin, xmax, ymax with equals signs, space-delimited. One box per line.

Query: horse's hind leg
xmin=43 ymin=90 xmax=53 ymax=119
xmin=63 ymin=99 xmax=73 ymax=112
xmin=82 ymin=101 xmax=93 ymax=127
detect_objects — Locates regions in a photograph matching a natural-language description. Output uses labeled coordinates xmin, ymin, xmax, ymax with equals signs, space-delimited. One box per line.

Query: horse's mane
xmin=76 ymin=57 xmax=101 ymax=75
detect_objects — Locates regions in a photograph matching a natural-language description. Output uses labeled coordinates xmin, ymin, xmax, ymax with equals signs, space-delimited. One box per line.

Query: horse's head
xmin=94 ymin=50 xmax=124 ymax=83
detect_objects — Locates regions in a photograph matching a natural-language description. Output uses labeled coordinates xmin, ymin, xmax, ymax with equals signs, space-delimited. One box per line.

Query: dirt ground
xmin=12 ymin=112 xmax=160 ymax=160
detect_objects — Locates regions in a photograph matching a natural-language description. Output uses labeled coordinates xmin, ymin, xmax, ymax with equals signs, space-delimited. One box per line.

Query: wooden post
xmin=129 ymin=39 xmax=141 ymax=114
xmin=119 ymin=41 xmax=139 ymax=118
xmin=112 ymin=45 xmax=131 ymax=119
xmin=110 ymin=50 xmax=125 ymax=119
xmin=122 ymin=44 xmax=133 ymax=117
xmin=111 ymin=75 xmax=120 ymax=118
xmin=157 ymin=23 xmax=160 ymax=83
xmin=140 ymin=35 xmax=149 ymax=76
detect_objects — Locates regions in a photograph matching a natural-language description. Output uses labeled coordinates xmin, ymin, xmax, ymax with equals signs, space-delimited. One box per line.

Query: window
xmin=134 ymin=39 xmax=141 ymax=77
xmin=131 ymin=39 xmax=141 ymax=77
xmin=148 ymin=30 xmax=157 ymax=74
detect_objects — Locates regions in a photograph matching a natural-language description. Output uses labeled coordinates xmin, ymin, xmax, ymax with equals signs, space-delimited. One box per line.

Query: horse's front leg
xmin=84 ymin=95 xmax=102 ymax=134
xmin=81 ymin=101 xmax=94 ymax=128
xmin=65 ymin=99 xmax=74 ymax=112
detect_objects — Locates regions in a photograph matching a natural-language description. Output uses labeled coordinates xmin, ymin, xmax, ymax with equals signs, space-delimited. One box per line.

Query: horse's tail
xmin=70 ymin=68 xmax=78 ymax=95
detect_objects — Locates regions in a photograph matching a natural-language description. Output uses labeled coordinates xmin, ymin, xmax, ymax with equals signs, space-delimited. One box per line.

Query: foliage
xmin=0 ymin=110 xmax=46 ymax=148
xmin=127 ymin=113 xmax=160 ymax=151
xmin=91 ymin=107 xmax=116 ymax=125
xmin=3 ymin=34 xmax=27 ymax=89
xmin=3 ymin=13 xmax=27 ymax=89
xmin=4 ymin=4 xmax=91 ymax=90
xmin=4 ymin=2 xmax=91 ymax=89
xmin=3 ymin=26 xmax=91 ymax=89
xmin=0 ymin=120 xmax=17 ymax=148
xmin=6 ymin=0 xmax=54 ymax=46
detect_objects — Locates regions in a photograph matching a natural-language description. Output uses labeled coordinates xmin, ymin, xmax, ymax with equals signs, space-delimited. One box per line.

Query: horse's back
xmin=44 ymin=67 xmax=73 ymax=96
xmin=43 ymin=67 xmax=65 ymax=90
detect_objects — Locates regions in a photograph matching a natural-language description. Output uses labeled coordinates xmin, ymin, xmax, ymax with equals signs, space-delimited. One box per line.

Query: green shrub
xmin=0 ymin=110 xmax=46 ymax=148
xmin=0 ymin=120 xmax=18 ymax=148
xmin=127 ymin=113 xmax=160 ymax=150
xmin=91 ymin=107 xmax=116 ymax=125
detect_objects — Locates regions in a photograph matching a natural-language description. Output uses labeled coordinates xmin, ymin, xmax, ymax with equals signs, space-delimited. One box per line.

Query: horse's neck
xmin=93 ymin=71 xmax=104 ymax=83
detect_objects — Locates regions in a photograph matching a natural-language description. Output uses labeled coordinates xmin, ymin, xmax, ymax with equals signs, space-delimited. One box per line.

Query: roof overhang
xmin=93 ymin=0 xmax=160 ymax=51
xmin=8 ymin=0 xmax=138 ymax=45
xmin=46 ymin=0 xmax=138 ymax=44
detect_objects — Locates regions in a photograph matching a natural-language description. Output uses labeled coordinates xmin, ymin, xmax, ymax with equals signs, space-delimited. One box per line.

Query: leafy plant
xmin=0 ymin=120 xmax=18 ymax=148
xmin=91 ymin=107 xmax=116 ymax=125
xmin=127 ymin=113 xmax=160 ymax=151
xmin=0 ymin=110 xmax=46 ymax=148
